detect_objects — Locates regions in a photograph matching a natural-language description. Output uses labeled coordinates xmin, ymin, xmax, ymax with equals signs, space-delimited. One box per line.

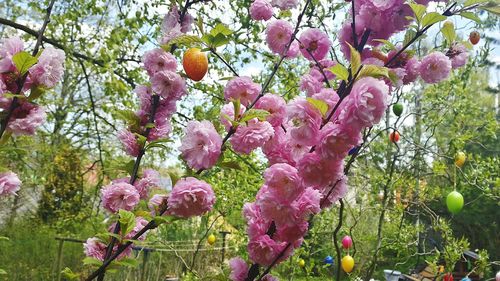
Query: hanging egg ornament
xmin=455 ymin=152 xmax=466 ymax=168
xmin=207 ymin=234 xmax=216 ymax=245
xmin=443 ymin=273 xmax=453 ymax=281
xmin=348 ymin=146 xmax=360 ymax=156
xmin=298 ymin=259 xmax=305 ymax=268
xmin=496 ymin=271 xmax=500 ymax=281
xmin=461 ymin=277 xmax=472 ymax=281
xmin=393 ymin=103 xmax=403 ymax=116
xmin=324 ymin=255 xmax=334 ymax=265
xmin=341 ymin=255 xmax=355 ymax=273
xmin=342 ymin=235 xmax=353 ymax=249
xmin=446 ymin=190 xmax=464 ymax=214
xmin=378 ymin=191 xmax=384 ymax=201
xmin=389 ymin=131 xmax=400 ymax=143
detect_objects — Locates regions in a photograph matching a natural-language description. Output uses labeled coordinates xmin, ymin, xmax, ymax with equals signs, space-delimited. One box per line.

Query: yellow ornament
xmin=298 ymin=259 xmax=305 ymax=268
xmin=341 ymin=255 xmax=355 ymax=273
xmin=207 ymin=234 xmax=216 ymax=245
xmin=455 ymin=152 xmax=466 ymax=167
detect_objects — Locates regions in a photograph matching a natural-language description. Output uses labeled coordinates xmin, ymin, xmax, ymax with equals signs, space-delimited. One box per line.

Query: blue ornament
xmin=461 ymin=278 xmax=471 ymax=281
xmin=348 ymin=146 xmax=360 ymax=156
xmin=324 ymin=255 xmax=334 ymax=265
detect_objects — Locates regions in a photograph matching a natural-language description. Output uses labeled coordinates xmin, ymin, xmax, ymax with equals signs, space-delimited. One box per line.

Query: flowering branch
xmin=0 ymin=0 xmax=57 ymax=140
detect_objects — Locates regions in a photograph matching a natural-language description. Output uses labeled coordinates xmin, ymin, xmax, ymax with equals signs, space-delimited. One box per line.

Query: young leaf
xmin=372 ymin=39 xmax=396 ymax=50
xmin=219 ymin=161 xmax=242 ymax=170
xmin=12 ymin=51 xmax=38 ymax=75
xmin=61 ymin=267 xmax=80 ymax=280
xmin=357 ymin=65 xmax=390 ymax=80
xmin=210 ymin=23 xmax=233 ymax=36
xmin=421 ymin=12 xmax=447 ymax=27
xmin=409 ymin=3 xmax=426 ymax=22
xmin=306 ymin=97 xmax=328 ymax=117
xmin=0 ymin=269 xmax=6 ymax=275
xmin=83 ymin=257 xmax=103 ymax=266
xmin=240 ymin=109 xmax=270 ymax=123
xmin=327 ymin=64 xmax=349 ymax=81
xmin=211 ymin=33 xmax=230 ymax=48
xmin=347 ymin=43 xmax=361 ymax=74
xmin=115 ymin=258 xmax=139 ymax=268
xmin=115 ymin=109 xmax=141 ymax=129
xmin=464 ymin=0 xmax=488 ymax=7
xmin=459 ymin=12 xmax=481 ymax=23
xmin=118 ymin=209 xmax=136 ymax=236
xmin=28 ymin=86 xmax=46 ymax=101
xmin=440 ymin=22 xmax=456 ymax=45
xmin=161 ymin=35 xmax=203 ymax=51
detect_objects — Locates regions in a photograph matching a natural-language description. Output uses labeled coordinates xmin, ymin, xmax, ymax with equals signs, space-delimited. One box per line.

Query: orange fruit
xmin=389 ymin=131 xmax=400 ymax=143
xmin=183 ymin=48 xmax=208 ymax=81
xmin=469 ymin=31 xmax=480 ymax=45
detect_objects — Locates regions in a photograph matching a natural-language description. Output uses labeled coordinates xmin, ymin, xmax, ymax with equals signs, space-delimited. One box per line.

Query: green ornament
xmin=393 ymin=103 xmax=403 ymax=116
xmin=446 ymin=190 xmax=464 ymax=214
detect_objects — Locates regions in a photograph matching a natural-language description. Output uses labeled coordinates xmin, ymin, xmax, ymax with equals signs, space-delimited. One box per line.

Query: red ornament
xmin=342 ymin=235 xmax=353 ymax=249
xmin=444 ymin=273 xmax=454 ymax=281
xmin=469 ymin=31 xmax=480 ymax=45
xmin=389 ymin=131 xmax=400 ymax=143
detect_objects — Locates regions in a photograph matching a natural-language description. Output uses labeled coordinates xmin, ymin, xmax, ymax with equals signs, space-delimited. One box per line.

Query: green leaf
xmin=357 ymin=65 xmax=390 ymax=80
xmin=211 ymin=33 xmax=230 ymax=48
xmin=119 ymin=209 xmax=136 ymax=236
xmin=197 ymin=15 xmax=204 ymax=35
xmin=161 ymin=35 xmax=203 ymax=51
xmin=83 ymin=257 xmax=103 ymax=266
xmin=12 ymin=51 xmax=38 ymax=75
xmin=168 ymin=171 xmax=180 ymax=186
xmin=28 ymin=86 xmax=46 ymax=101
xmin=0 ymin=269 xmax=6 ymax=275
xmin=421 ymin=12 xmax=447 ymax=27
xmin=409 ymin=3 xmax=426 ymax=22
xmin=464 ymin=0 xmax=488 ymax=7
xmin=0 ymin=236 xmax=10 ymax=241
xmin=327 ymin=64 xmax=349 ymax=81
xmin=153 ymin=215 xmax=178 ymax=225
xmin=440 ymin=22 xmax=456 ymax=45
xmin=232 ymin=99 xmax=241 ymax=121
xmin=480 ymin=3 xmax=500 ymax=15
xmin=347 ymin=43 xmax=361 ymax=75
xmin=209 ymin=23 xmax=233 ymax=36
xmin=219 ymin=161 xmax=242 ymax=170
xmin=115 ymin=257 xmax=139 ymax=268
xmin=115 ymin=109 xmax=141 ymax=129
xmin=61 ymin=267 xmax=80 ymax=280
xmin=372 ymin=39 xmax=396 ymax=50
xmin=306 ymin=97 xmax=328 ymax=117
xmin=240 ymin=109 xmax=270 ymax=123
xmin=403 ymin=29 xmax=418 ymax=47
xmin=459 ymin=11 xmax=481 ymax=23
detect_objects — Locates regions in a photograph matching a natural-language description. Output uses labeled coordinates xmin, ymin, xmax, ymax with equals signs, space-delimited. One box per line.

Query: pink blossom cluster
xmin=160 ymin=5 xmax=194 ymax=45
xmin=0 ymin=171 xmax=21 ymax=196
xmin=0 ymin=37 xmax=65 ymax=136
xmin=250 ymin=0 xmax=299 ymax=22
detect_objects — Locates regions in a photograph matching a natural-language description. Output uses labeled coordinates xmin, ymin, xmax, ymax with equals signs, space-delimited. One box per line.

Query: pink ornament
xmin=342 ymin=235 xmax=353 ymax=249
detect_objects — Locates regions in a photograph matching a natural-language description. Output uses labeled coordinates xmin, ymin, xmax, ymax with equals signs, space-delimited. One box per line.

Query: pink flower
xmin=297 ymin=152 xmax=342 ymax=189
xmin=117 ymin=129 xmax=140 ymax=157
xmin=179 ymin=120 xmax=222 ymax=170
xmin=285 ymin=41 xmax=300 ymax=59
xmin=266 ymin=20 xmax=294 ymax=55
xmin=162 ymin=5 xmax=193 ymax=34
xmin=148 ymin=194 xmax=168 ymax=215
xmin=231 ymin=119 xmax=274 ymax=154
xmin=261 ymin=275 xmax=279 ymax=281
xmin=286 ymin=98 xmax=322 ymax=146
xmin=83 ymin=237 xmax=106 ymax=261
xmin=254 ymin=94 xmax=286 ymax=127
xmin=136 ymin=85 xmax=177 ymax=122
xmin=264 ymin=163 xmax=303 ymax=202
xmin=220 ymin=102 xmax=246 ymax=131
xmin=271 ymin=0 xmax=299 ymax=10
xmin=147 ymin=117 xmax=172 ymax=141
xmin=318 ymin=122 xmax=362 ymax=159
xmin=250 ymin=0 xmax=274 ymax=21
xmin=262 ymin=127 xmax=295 ymax=166
xmin=142 ymin=48 xmax=177 ymax=77
xmin=229 ymin=257 xmax=249 ymax=281
xmin=294 ymin=187 xmax=321 ymax=218
xmin=7 ymin=101 xmax=46 ymax=136
xmin=135 ymin=169 xmax=161 ymax=199
xmin=151 ymin=70 xmax=186 ymax=100
xmin=310 ymin=59 xmax=336 ymax=81
xmin=257 ymin=190 xmax=299 ymax=225
xmin=108 ymin=216 xmax=149 ymax=240
xmin=224 ymin=76 xmax=261 ymax=106
xmin=321 ymin=176 xmax=348 ymax=208
xmin=29 ymin=46 xmax=65 ymax=88
xmin=167 ymin=177 xmax=215 ymax=218
xmin=403 ymin=57 xmax=420 ymax=84
xmin=419 ymin=52 xmax=452 ymax=84
xmin=275 ymin=220 xmax=308 ymax=243
xmin=0 ymin=171 xmax=21 ymax=196
xmin=248 ymin=234 xmax=287 ymax=266
xmin=446 ymin=43 xmax=469 ymax=69
xmin=101 ymin=182 xmax=140 ymax=213
xmin=340 ymin=77 xmax=389 ymax=129
xmin=0 ymin=37 xmax=24 ymax=73
xmin=311 ymin=88 xmax=339 ymax=117
xmin=299 ymin=28 xmax=331 ymax=61
xmin=299 ymin=74 xmax=322 ymax=96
